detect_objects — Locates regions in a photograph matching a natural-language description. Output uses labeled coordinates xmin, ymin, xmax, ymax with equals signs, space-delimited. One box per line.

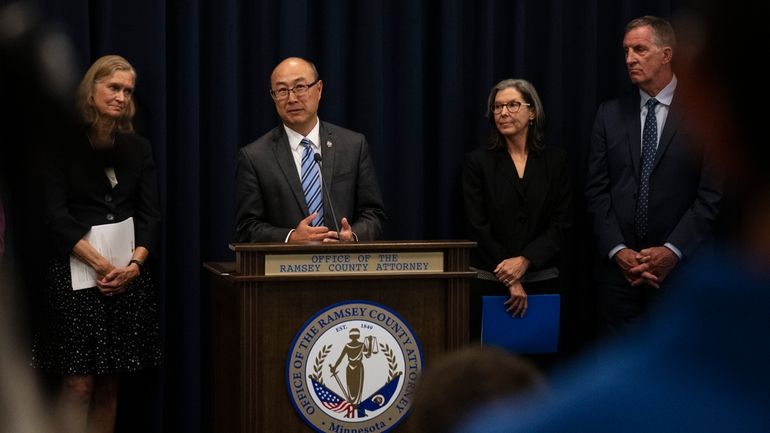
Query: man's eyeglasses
xmin=270 ymin=79 xmax=320 ymax=100
xmin=492 ymin=101 xmax=531 ymax=114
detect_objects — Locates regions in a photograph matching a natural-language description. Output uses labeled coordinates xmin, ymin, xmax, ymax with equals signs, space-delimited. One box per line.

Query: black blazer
xmin=585 ymin=91 xmax=722 ymax=283
xmin=462 ymin=145 xmax=572 ymax=271
xmin=235 ymin=121 xmax=386 ymax=242
xmin=44 ymin=132 xmax=161 ymax=257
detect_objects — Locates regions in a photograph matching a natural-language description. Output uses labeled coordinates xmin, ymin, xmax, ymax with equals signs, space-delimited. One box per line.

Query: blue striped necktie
xmin=300 ymin=138 xmax=324 ymax=226
xmin=635 ymin=98 xmax=658 ymax=238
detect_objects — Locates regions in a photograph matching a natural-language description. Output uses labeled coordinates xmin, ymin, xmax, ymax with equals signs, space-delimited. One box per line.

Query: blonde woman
xmin=33 ymin=55 xmax=162 ymax=433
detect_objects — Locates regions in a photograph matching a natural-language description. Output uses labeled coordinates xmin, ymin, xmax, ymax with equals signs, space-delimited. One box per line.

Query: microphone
xmin=313 ymin=153 xmax=341 ymax=234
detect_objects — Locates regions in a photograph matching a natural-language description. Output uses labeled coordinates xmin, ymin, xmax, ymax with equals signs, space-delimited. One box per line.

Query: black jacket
xmin=462 ymin=145 xmax=572 ymax=271
xmin=45 ymin=132 xmax=161 ymax=257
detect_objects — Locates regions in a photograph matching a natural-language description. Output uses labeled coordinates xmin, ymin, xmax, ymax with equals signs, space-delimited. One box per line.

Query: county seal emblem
xmin=286 ymin=300 xmax=423 ymax=433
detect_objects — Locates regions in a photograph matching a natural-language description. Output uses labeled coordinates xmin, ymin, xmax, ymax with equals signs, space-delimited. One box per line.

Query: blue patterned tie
xmin=635 ymin=98 xmax=659 ymax=238
xmin=300 ymin=138 xmax=324 ymax=226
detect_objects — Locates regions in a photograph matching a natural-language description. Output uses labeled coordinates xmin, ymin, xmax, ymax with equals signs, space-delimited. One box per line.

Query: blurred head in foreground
xmin=408 ymin=346 xmax=546 ymax=433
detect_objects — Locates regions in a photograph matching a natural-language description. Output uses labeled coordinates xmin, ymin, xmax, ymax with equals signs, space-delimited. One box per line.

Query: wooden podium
xmin=204 ymin=240 xmax=475 ymax=433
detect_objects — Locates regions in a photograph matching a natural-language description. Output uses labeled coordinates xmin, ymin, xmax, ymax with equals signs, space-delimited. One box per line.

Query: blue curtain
xmin=27 ymin=0 xmax=680 ymax=431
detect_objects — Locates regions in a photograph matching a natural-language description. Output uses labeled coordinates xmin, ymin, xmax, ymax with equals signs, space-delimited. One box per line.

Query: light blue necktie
xmin=635 ymin=98 xmax=658 ymax=238
xmin=300 ymin=138 xmax=324 ymax=226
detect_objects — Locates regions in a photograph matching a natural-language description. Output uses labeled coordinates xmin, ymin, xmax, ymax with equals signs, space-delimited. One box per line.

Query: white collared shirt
xmin=639 ymin=75 xmax=677 ymax=150
xmin=283 ymin=118 xmax=322 ymax=178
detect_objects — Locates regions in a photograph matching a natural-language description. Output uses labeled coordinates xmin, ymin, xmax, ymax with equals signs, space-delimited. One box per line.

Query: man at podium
xmin=235 ymin=57 xmax=386 ymax=243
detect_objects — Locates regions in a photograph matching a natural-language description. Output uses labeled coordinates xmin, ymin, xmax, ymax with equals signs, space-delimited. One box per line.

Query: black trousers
xmin=597 ymin=280 xmax=661 ymax=336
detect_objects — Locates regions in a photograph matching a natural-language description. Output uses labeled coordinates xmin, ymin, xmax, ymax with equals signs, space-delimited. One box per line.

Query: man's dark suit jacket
xmin=235 ymin=121 xmax=386 ymax=242
xmin=585 ymin=91 xmax=722 ymax=284
xmin=463 ymin=146 xmax=572 ymax=272
xmin=45 ymin=133 xmax=162 ymax=257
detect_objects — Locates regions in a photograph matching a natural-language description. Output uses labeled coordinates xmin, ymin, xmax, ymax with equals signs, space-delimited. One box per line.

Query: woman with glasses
xmin=462 ymin=79 xmax=571 ymax=343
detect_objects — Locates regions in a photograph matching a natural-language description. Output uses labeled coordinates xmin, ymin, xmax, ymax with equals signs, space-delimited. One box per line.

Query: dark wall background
xmin=6 ymin=0 xmax=685 ymax=432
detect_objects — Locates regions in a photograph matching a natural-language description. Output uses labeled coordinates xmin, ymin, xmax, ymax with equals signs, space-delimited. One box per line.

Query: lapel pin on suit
xmin=326 ymin=140 xmax=333 ymax=148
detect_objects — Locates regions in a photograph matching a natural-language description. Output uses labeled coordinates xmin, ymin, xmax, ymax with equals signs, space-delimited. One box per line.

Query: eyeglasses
xmin=492 ymin=101 xmax=531 ymax=114
xmin=270 ymin=79 xmax=320 ymax=100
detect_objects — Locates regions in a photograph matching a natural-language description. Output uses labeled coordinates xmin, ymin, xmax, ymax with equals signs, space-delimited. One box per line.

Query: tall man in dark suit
xmin=236 ymin=57 xmax=386 ymax=242
xmin=585 ymin=16 xmax=721 ymax=333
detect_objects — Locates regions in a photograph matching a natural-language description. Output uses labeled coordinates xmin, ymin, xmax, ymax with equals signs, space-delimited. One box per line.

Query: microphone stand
xmin=313 ymin=153 xmax=341 ymax=235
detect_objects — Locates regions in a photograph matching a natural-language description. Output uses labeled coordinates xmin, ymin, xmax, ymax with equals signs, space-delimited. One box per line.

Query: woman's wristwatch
xmin=129 ymin=259 xmax=145 ymax=270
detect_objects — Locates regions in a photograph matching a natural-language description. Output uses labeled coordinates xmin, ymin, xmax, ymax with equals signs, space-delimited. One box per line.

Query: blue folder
xmin=481 ymin=294 xmax=560 ymax=354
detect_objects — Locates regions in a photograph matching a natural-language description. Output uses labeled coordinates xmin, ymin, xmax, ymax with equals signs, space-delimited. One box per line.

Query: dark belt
xmin=470 ymin=266 xmax=559 ymax=283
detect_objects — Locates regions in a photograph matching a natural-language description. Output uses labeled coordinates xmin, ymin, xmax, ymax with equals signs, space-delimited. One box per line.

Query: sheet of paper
xmin=69 ymin=217 xmax=135 ymax=290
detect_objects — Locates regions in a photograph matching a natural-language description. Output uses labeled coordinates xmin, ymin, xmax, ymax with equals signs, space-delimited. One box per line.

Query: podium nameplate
xmin=264 ymin=251 xmax=444 ymax=276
